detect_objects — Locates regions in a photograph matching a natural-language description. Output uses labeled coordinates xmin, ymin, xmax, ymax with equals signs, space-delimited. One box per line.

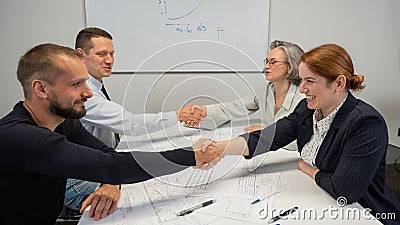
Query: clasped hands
xmin=176 ymin=104 xmax=207 ymax=127
xmin=192 ymin=138 xmax=225 ymax=170
xmin=178 ymin=104 xmax=265 ymax=133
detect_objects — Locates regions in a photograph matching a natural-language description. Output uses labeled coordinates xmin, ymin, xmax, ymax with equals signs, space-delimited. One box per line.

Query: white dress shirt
xmin=80 ymin=75 xmax=178 ymax=148
xmin=206 ymin=82 xmax=305 ymax=151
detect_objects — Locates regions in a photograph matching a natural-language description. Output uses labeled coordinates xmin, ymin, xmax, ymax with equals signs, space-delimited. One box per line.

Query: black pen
xmin=268 ymin=206 xmax=298 ymax=224
xmin=176 ymin=199 xmax=215 ymax=216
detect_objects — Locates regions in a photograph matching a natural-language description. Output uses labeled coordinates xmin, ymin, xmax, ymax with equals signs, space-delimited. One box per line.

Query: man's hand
xmin=190 ymin=105 xmax=207 ymax=117
xmin=193 ymin=138 xmax=224 ymax=167
xmin=243 ymin=124 xmax=264 ymax=133
xmin=192 ymin=138 xmax=221 ymax=170
xmin=192 ymin=138 xmax=214 ymax=152
xmin=298 ymin=159 xmax=320 ymax=180
xmin=176 ymin=104 xmax=206 ymax=127
xmin=80 ymin=184 xmax=121 ymax=221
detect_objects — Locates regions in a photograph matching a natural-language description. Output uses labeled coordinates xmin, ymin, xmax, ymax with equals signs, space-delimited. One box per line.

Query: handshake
xmin=176 ymin=104 xmax=264 ymax=132
xmin=176 ymin=104 xmax=207 ymax=127
xmin=191 ymin=136 xmax=249 ymax=169
xmin=191 ymin=138 xmax=225 ymax=170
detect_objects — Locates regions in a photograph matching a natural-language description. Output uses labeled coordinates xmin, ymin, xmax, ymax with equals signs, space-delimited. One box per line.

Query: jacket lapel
xmin=314 ymin=92 xmax=358 ymax=166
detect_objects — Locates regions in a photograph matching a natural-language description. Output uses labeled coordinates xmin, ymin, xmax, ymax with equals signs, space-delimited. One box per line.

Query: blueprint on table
xmin=106 ymin=156 xmax=291 ymax=225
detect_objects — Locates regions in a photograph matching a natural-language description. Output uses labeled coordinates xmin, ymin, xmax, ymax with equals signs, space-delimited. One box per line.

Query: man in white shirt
xmin=64 ymin=27 xmax=204 ymax=217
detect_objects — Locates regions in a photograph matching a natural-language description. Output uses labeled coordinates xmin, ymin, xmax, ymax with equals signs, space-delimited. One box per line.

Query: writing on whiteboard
xmin=157 ymin=0 xmax=224 ymax=38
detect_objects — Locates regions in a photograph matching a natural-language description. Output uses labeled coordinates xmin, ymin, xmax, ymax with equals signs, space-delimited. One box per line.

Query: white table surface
xmin=78 ymin=120 xmax=382 ymax=225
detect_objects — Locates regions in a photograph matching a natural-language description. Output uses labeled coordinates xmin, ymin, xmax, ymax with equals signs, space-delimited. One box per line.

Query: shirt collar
xmin=88 ymin=74 xmax=103 ymax=91
xmin=14 ymin=101 xmax=34 ymax=122
xmin=280 ymin=83 xmax=299 ymax=111
xmin=313 ymin=93 xmax=348 ymax=132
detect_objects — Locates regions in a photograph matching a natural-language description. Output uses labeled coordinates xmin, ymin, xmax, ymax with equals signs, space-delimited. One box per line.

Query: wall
xmin=0 ymin=0 xmax=85 ymax=115
xmin=267 ymin=0 xmax=400 ymax=147
xmin=0 ymin=0 xmax=399 ymax=147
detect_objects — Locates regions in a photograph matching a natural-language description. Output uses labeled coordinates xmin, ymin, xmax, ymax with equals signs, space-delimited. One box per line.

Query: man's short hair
xmin=17 ymin=43 xmax=83 ymax=98
xmin=75 ymin=27 xmax=113 ymax=54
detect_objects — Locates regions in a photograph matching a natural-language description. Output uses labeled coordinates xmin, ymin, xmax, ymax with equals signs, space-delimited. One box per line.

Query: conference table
xmin=78 ymin=118 xmax=382 ymax=225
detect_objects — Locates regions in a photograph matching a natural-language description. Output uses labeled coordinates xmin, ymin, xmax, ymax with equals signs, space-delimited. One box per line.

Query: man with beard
xmin=64 ymin=27 xmax=206 ymax=217
xmin=0 ymin=43 xmax=222 ymax=225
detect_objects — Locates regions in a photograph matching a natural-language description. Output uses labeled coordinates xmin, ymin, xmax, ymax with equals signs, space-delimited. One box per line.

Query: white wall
xmin=267 ymin=0 xmax=400 ymax=146
xmin=0 ymin=0 xmax=85 ymax=115
xmin=0 ymin=0 xmax=399 ymax=147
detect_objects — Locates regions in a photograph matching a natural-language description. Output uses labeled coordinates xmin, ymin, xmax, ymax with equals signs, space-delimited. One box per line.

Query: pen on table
xmin=176 ymin=199 xmax=215 ymax=217
xmin=268 ymin=206 xmax=298 ymax=224
xmin=251 ymin=191 xmax=280 ymax=205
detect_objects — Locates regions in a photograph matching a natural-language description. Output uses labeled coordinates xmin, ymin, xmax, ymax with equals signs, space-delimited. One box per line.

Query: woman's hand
xmin=298 ymin=159 xmax=320 ymax=180
xmin=243 ymin=124 xmax=263 ymax=133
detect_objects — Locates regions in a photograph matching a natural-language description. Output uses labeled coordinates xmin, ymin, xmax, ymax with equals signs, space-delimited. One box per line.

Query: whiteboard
xmin=85 ymin=0 xmax=269 ymax=72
